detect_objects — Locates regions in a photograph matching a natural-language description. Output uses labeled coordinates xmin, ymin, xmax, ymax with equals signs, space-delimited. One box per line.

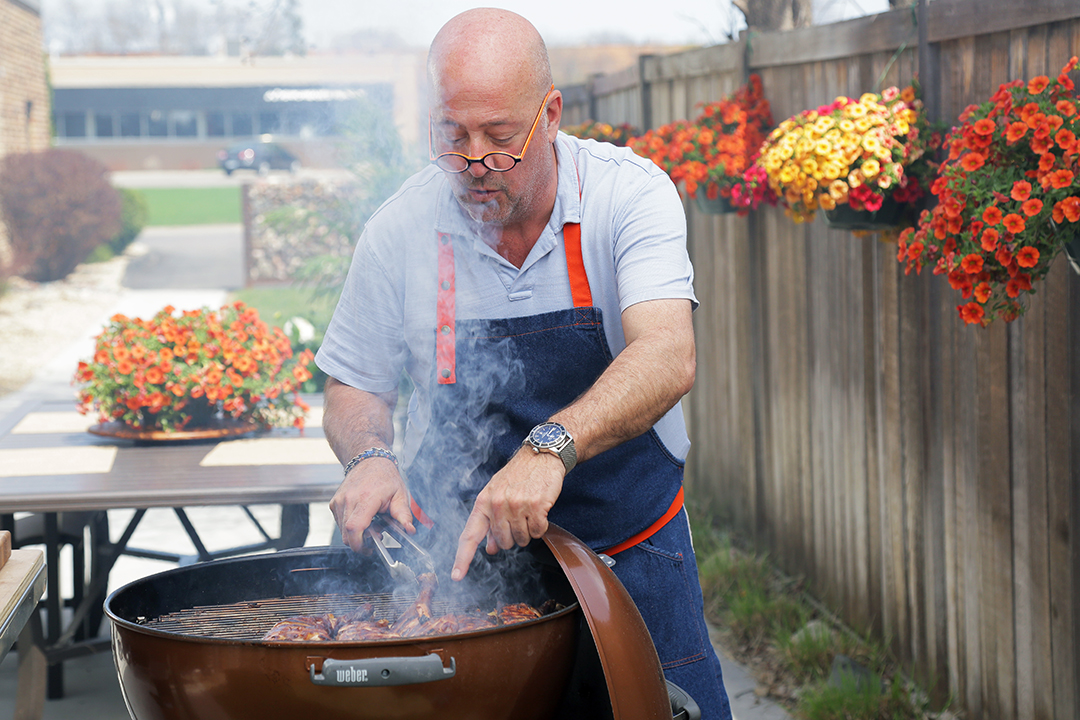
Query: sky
xmin=298 ymin=0 xmax=890 ymax=50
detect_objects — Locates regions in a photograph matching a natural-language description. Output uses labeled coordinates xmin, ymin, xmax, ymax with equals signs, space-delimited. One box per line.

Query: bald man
xmin=316 ymin=8 xmax=732 ymax=717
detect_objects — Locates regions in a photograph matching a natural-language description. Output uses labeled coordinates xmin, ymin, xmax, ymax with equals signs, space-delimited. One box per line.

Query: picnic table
xmin=0 ymin=395 xmax=341 ymax=710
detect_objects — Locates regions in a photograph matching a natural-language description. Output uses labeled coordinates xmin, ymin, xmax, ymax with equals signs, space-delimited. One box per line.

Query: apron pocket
xmin=612 ymin=534 xmax=711 ymax=670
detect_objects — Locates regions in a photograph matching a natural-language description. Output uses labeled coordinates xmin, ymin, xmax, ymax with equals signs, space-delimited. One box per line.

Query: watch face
xmin=530 ymin=422 xmax=564 ymax=448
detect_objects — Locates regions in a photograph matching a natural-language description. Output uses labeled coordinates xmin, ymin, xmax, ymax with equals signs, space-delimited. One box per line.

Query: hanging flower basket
xmin=896 ymin=56 xmax=1080 ymax=325
xmin=752 ymin=84 xmax=940 ymax=226
xmin=75 ymin=302 xmax=314 ymax=439
xmin=694 ymin=193 xmax=736 ymax=215
xmin=824 ymin=195 xmax=905 ymax=231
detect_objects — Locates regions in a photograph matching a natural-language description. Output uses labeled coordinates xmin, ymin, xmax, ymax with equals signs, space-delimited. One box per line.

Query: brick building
xmin=0 ymin=0 xmax=50 ymax=159
xmin=0 ymin=0 xmax=51 ymax=266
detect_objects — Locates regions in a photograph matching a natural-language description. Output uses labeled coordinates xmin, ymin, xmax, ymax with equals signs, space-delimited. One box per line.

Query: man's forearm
xmin=550 ymin=299 xmax=695 ymax=464
xmin=322 ymin=376 xmax=399 ymax=466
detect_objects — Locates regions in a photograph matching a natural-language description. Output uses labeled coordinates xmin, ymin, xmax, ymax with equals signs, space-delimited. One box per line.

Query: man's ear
xmin=545 ymin=90 xmax=563 ymax=142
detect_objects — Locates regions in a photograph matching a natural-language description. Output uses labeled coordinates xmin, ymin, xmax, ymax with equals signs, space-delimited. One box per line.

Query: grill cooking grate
xmin=143 ymin=593 xmax=487 ymax=641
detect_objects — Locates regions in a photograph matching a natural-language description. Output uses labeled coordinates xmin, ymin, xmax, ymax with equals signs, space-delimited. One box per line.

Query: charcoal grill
xmin=105 ymin=526 xmax=698 ymax=720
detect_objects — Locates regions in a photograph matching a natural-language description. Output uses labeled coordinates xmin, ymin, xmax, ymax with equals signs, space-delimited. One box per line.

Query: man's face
xmin=430 ymin=85 xmax=556 ymax=226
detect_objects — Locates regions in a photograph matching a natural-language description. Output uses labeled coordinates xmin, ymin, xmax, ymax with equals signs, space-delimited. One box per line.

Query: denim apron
xmin=406 ymin=223 xmax=731 ymax=720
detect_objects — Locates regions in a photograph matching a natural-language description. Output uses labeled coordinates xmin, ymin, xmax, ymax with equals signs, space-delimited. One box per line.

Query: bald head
xmin=428 ymin=8 xmax=553 ymax=103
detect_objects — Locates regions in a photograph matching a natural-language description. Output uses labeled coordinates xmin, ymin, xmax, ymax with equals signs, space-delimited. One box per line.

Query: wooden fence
xmin=561 ymin=2 xmax=1080 ymax=718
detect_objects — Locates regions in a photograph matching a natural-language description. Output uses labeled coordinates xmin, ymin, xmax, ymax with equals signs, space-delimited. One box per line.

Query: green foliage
xmin=139 ymin=187 xmax=241 ymax=225
xmin=84 ymin=244 xmax=116 ymax=264
xmin=109 ymin=188 xmax=149 ymax=253
xmin=798 ymin=672 xmax=927 ymax=720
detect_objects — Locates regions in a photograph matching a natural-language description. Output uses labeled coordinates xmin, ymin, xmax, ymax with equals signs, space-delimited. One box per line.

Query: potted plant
xmin=561 ymin=120 xmax=640 ymax=147
xmin=627 ymin=75 xmax=775 ymax=214
xmin=754 ymin=84 xmax=940 ymax=229
xmin=74 ymin=301 xmax=314 ymax=437
xmin=897 ymin=56 xmax=1080 ymax=325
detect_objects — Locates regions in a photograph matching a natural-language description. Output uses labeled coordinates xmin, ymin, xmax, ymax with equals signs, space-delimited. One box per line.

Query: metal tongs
xmin=366 ymin=515 xmax=437 ymax=587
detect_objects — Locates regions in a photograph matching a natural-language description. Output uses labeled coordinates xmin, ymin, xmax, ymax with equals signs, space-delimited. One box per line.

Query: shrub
xmin=0 ymin=149 xmax=122 ymax=282
xmin=108 ymin=188 xmax=149 ymax=254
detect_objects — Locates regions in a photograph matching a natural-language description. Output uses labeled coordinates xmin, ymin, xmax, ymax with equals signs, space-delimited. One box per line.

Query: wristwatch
xmin=523 ymin=421 xmax=577 ymax=473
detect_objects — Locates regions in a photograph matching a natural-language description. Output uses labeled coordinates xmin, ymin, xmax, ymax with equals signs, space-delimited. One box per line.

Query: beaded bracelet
xmin=343 ymin=447 xmax=398 ymax=478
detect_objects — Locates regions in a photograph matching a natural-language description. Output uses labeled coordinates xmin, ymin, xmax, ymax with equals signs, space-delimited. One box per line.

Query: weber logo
xmin=337 ymin=666 xmax=370 ymax=684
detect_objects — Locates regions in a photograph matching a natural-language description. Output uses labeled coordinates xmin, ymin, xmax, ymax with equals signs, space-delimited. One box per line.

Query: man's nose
xmin=466 ymin=158 xmax=489 ymax=178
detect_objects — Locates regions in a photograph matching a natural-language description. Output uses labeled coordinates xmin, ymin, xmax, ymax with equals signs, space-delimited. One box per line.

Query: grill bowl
xmin=105 ymin=545 xmax=580 ymax=720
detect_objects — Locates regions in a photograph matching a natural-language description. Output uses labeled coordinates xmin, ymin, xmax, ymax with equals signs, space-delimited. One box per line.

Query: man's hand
xmin=322 ymin=377 xmax=410 ymax=551
xmin=330 ymin=457 xmax=415 ymax=551
xmin=451 ymin=448 xmax=564 ymax=581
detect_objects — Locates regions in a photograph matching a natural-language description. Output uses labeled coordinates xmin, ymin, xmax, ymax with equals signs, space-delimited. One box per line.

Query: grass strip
xmin=138 ymin=187 xmax=242 ymax=226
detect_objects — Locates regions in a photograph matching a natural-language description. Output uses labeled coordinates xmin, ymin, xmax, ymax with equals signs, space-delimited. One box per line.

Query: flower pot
xmin=824 ymin=196 xmax=905 ymax=231
xmin=693 ymin=194 xmax=735 ymax=215
xmin=1063 ymin=236 xmax=1080 ymax=276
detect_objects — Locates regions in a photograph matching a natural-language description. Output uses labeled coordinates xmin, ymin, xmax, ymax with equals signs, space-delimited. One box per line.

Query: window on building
xmin=258 ymin=111 xmax=281 ymax=134
xmin=147 ymin=110 xmax=168 ymax=137
xmin=63 ymin=112 xmax=87 ymax=138
xmin=120 ymin=113 xmax=141 ymax=137
xmin=95 ymin=114 xmax=114 ymax=138
xmin=231 ymin=112 xmax=253 ymax=136
xmin=206 ymin=111 xmax=226 ymax=137
xmin=172 ymin=111 xmax=197 ymax=138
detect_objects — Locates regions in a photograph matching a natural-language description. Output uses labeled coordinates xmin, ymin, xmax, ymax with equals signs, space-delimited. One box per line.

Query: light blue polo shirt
xmin=316 ymin=132 xmax=698 ymax=466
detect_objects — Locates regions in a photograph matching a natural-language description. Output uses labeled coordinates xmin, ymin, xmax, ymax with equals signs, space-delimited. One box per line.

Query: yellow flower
xmin=828 ymin=179 xmax=849 ymax=200
xmin=801 ymin=157 xmax=819 ymax=175
xmin=861 ymin=158 xmax=880 ymax=178
xmin=814 ymin=139 xmax=832 ymax=155
xmin=795 ymin=137 xmax=816 ymax=156
xmin=854 ymin=117 xmax=873 ymax=134
xmin=859 ymin=93 xmax=880 ymax=106
xmin=805 ymin=177 xmax=819 ymax=191
xmin=779 ymin=164 xmax=799 ymax=184
xmin=818 ymin=193 xmax=837 ymax=211
xmin=845 ymin=103 xmax=868 ymax=118
xmin=821 ymin=162 xmax=843 ymax=180
xmin=813 ymin=117 xmax=833 ymax=136
xmin=839 ymin=119 xmax=856 ymax=133
xmin=848 ymin=169 xmax=864 ymax=188
xmin=862 ymin=135 xmax=881 ymax=153
xmin=894 ymin=119 xmax=910 ymax=135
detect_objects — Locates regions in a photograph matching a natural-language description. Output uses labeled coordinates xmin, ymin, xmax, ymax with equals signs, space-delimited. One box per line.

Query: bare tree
xmin=732 ymin=0 xmax=813 ymax=31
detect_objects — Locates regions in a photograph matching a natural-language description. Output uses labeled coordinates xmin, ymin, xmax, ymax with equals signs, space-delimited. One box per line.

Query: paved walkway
xmin=0 ymin=216 xmax=793 ymax=720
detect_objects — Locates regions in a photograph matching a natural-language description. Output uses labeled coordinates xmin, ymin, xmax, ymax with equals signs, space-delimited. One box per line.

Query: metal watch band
xmin=343 ymin=447 xmax=398 ymax=478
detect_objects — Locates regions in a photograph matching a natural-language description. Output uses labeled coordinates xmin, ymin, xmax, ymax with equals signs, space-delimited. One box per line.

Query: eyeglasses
xmin=429 ymin=85 xmax=555 ymax=173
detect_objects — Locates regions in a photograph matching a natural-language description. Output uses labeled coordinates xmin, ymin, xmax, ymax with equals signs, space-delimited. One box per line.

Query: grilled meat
xmin=390 ymin=572 xmax=438 ymax=636
xmin=497 ymin=603 xmax=542 ymax=624
xmin=262 ymin=572 xmax=552 ymax=642
xmin=263 ymin=615 xmax=335 ymax=641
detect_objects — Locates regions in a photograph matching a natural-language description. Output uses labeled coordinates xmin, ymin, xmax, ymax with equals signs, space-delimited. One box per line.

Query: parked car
xmin=217 ymin=141 xmax=300 ymax=175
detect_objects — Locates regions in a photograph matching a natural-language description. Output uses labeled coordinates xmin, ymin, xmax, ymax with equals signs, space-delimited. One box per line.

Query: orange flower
xmin=982 ymin=205 xmax=1003 ymax=225
xmin=981 ymin=228 xmax=1000 ymax=251
xmin=1011 ymin=181 xmax=1032 ymax=201
xmin=974 ymin=282 xmax=992 ymax=304
xmin=1056 ymin=99 xmax=1077 ymax=117
xmin=960 ymin=152 xmax=986 ymax=172
xmin=1021 ymin=198 xmax=1043 ymax=217
xmin=1016 ymin=246 xmax=1040 ymax=268
xmin=1049 ymin=169 xmax=1075 ymax=189
xmin=1062 ymin=196 xmax=1080 ymax=222
xmin=1028 ymin=76 xmax=1050 ymax=94
xmin=973 ymin=118 xmax=996 ymax=135
xmin=144 ymin=366 xmax=165 ymax=385
xmin=961 ymin=254 xmax=984 ymax=275
xmin=116 ymin=360 xmax=134 ymax=375
xmin=959 ymin=302 xmax=985 ymax=325
xmin=1003 ymin=213 xmax=1026 ymax=234
xmin=1005 ymin=122 xmax=1029 ymax=143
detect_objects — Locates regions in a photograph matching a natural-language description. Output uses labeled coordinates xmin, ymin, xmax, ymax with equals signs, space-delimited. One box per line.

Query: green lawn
xmin=229 ymin=286 xmax=339 ymax=331
xmin=139 ymin=187 xmax=242 ymax=225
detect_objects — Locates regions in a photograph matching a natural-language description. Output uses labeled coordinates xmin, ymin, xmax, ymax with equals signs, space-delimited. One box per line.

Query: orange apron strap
xmin=562 ymin=223 xmax=593 ymax=308
xmin=410 ymin=496 xmax=435 ymax=529
xmin=602 ymin=487 xmax=685 ymax=556
xmin=436 ymin=232 xmax=456 ymax=385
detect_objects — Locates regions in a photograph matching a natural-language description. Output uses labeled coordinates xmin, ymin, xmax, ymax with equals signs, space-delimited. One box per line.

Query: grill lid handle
xmin=309 ymin=654 xmax=456 ymax=687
